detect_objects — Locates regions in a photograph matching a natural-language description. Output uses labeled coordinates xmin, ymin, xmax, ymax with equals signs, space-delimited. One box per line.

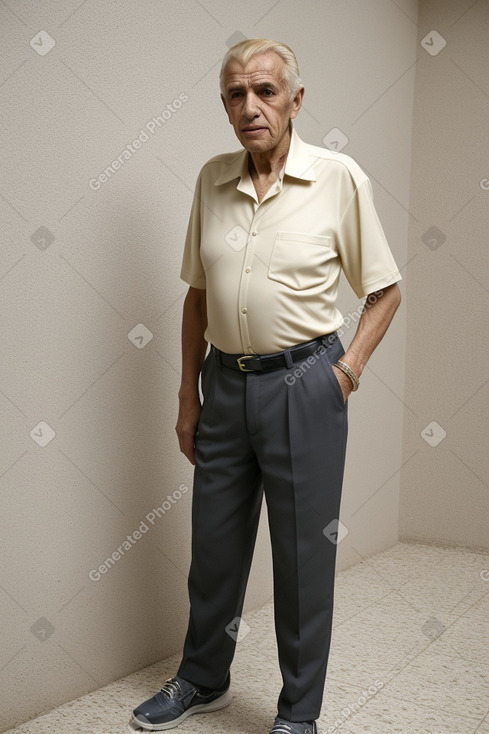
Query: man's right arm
xmin=175 ymin=286 xmax=207 ymax=465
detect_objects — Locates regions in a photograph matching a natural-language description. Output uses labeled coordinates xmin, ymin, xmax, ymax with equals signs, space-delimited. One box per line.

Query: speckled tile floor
xmin=4 ymin=542 xmax=489 ymax=734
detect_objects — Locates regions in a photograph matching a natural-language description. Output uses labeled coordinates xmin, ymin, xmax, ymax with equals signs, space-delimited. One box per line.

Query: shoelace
xmin=270 ymin=724 xmax=313 ymax=734
xmin=159 ymin=677 xmax=183 ymax=701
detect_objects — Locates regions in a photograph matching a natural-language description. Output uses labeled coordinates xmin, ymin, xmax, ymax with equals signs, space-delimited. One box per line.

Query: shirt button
xmin=241 ymin=307 xmax=247 ymax=314
xmin=245 ymin=267 xmax=251 ymax=273
xmin=251 ymin=231 xmax=257 ymax=236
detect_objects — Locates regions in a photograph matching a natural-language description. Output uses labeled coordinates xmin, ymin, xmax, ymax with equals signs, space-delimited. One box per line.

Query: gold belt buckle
xmin=237 ymin=355 xmax=254 ymax=372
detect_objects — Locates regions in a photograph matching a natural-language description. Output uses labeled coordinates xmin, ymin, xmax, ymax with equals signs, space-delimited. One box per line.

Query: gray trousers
xmin=177 ymin=332 xmax=348 ymax=722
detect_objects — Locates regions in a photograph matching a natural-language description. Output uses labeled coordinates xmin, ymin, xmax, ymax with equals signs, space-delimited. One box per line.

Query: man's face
xmin=220 ymin=52 xmax=304 ymax=154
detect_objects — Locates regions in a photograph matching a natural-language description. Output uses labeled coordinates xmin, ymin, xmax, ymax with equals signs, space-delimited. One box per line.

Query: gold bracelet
xmin=333 ymin=360 xmax=360 ymax=391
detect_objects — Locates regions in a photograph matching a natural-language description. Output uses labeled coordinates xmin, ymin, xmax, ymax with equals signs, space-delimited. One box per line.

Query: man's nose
xmin=243 ymin=92 xmax=259 ymax=117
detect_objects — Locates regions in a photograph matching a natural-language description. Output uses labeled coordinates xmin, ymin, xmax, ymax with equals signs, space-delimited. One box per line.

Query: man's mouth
xmin=242 ymin=127 xmax=267 ymax=134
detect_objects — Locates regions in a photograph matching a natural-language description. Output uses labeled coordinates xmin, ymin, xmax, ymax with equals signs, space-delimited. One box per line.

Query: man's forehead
xmin=223 ymin=53 xmax=286 ymax=86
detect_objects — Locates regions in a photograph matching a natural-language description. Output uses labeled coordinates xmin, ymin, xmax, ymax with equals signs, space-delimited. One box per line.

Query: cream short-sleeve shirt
xmin=180 ymin=124 xmax=402 ymax=355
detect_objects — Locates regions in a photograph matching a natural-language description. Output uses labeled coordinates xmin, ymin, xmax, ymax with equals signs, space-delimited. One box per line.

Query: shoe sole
xmin=129 ymin=688 xmax=233 ymax=731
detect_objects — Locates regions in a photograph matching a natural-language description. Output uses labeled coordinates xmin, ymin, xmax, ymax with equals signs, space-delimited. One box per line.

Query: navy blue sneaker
xmin=269 ymin=718 xmax=317 ymax=734
xmin=131 ymin=674 xmax=232 ymax=730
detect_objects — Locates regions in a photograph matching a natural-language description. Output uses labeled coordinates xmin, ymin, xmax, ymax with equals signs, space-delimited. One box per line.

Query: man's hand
xmin=332 ymin=364 xmax=353 ymax=403
xmin=176 ymin=393 xmax=202 ymax=465
xmin=176 ymin=286 xmax=207 ymax=465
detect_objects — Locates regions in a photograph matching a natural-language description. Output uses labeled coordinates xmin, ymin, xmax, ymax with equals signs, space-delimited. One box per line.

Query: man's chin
xmin=239 ymin=136 xmax=272 ymax=152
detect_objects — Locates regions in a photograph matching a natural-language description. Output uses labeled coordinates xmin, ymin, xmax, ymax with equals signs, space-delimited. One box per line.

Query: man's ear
xmin=220 ymin=94 xmax=231 ymax=123
xmin=290 ymin=86 xmax=305 ymax=120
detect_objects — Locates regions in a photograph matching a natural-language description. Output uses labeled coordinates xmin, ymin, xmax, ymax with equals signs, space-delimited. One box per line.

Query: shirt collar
xmin=214 ymin=123 xmax=317 ymax=187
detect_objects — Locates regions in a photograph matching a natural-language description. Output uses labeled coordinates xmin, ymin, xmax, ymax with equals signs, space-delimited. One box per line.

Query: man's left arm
xmin=332 ymin=283 xmax=402 ymax=402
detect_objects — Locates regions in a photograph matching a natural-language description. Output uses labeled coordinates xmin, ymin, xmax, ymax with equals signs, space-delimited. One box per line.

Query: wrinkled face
xmin=220 ymin=52 xmax=303 ymax=154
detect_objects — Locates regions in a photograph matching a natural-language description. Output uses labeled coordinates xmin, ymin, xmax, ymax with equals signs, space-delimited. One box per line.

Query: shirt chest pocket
xmin=267 ymin=232 xmax=335 ymax=290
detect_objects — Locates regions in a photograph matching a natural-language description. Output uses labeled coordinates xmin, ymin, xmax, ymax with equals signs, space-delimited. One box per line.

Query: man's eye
xmin=262 ymin=89 xmax=273 ymax=95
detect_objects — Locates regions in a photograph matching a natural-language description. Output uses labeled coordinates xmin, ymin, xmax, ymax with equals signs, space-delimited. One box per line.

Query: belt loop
xmin=212 ymin=344 xmax=222 ymax=367
xmin=284 ymin=347 xmax=293 ymax=369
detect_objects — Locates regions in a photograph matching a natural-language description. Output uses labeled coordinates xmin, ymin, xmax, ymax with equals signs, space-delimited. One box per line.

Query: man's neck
xmin=248 ymin=125 xmax=291 ymax=180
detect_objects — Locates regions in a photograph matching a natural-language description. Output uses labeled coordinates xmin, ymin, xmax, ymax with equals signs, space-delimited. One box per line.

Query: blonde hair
xmin=219 ymin=38 xmax=303 ymax=100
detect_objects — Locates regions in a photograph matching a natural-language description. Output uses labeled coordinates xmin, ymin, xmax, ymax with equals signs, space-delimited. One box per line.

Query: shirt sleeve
xmin=180 ymin=169 xmax=207 ymax=289
xmin=336 ymin=177 xmax=402 ymax=299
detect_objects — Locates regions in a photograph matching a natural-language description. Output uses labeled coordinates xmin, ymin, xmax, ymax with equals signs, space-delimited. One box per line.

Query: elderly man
xmin=132 ymin=38 xmax=401 ymax=734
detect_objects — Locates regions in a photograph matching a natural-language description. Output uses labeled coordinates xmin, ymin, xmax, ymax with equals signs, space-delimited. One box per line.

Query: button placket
xmin=237 ymin=212 xmax=261 ymax=353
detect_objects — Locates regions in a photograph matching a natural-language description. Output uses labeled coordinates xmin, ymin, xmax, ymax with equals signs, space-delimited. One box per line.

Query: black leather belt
xmin=212 ymin=332 xmax=338 ymax=373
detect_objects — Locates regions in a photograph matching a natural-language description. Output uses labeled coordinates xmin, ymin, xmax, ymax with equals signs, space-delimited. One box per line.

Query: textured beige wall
xmin=399 ymin=0 xmax=489 ymax=551
xmin=0 ymin=0 xmax=415 ymax=729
